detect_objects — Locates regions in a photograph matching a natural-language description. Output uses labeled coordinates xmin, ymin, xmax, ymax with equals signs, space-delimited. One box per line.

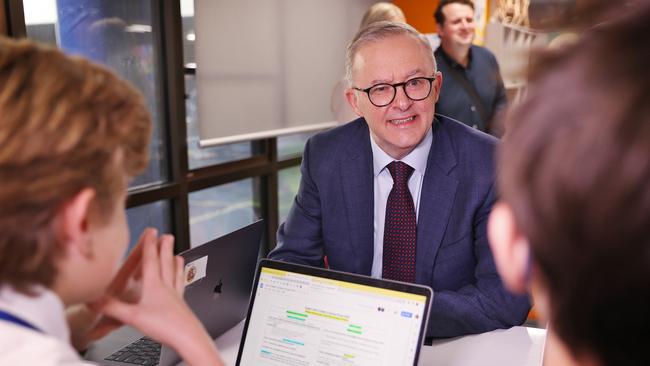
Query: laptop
xmin=85 ymin=220 xmax=265 ymax=366
xmin=236 ymin=259 xmax=433 ymax=366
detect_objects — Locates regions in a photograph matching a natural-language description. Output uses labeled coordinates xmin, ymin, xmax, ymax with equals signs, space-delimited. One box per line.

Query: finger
xmin=174 ymin=256 xmax=185 ymax=297
xmin=94 ymin=296 xmax=136 ymax=327
xmin=141 ymin=231 xmax=161 ymax=285
xmin=108 ymin=228 xmax=154 ymax=294
xmin=86 ymin=316 xmax=122 ymax=341
xmin=158 ymin=234 xmax=176 ymax=287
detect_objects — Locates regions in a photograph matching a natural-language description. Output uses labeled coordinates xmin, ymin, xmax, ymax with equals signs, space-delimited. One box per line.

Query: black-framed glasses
xmin=353 ymin=76 xmax=436 ymax=107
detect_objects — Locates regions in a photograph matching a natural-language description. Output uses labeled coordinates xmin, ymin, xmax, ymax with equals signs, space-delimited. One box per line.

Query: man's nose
xmin=392 ymin=86 xmax=412 ymax=110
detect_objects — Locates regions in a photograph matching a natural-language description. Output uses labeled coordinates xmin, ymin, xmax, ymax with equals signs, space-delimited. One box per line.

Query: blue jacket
xmin=269 ymin=116 xmax=530 ymax=337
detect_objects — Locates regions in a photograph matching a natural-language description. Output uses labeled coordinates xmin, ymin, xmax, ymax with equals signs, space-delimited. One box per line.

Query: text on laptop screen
xmin=239 ymin=266 xmax=428 ymax=365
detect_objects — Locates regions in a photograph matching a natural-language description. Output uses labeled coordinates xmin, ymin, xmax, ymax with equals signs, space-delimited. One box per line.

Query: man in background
xmin=434 ymin=0 xmax=507 ymax=135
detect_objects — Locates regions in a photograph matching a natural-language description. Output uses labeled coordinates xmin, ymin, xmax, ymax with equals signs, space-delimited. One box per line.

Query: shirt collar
xmin=370 ymin=126 xmax=433 ymax=176
xmin=437 ymin=45 xmax=473 ymax=69
xmin=0 ymin=285 xmax=70 ymax=342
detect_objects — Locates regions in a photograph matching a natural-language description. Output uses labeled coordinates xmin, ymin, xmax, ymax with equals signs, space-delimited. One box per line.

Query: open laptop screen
xmin=237 ymin=259 xmax=432 ymax=366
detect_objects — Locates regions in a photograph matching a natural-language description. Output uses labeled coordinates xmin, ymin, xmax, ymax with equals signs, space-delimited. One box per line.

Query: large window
xmin=12 ymin=0 xmax=319 ymax=255
xmin=24 ymin=0 xmax=168 ymax=189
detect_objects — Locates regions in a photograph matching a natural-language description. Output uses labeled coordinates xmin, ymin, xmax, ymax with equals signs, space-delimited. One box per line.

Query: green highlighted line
xmin=286 ymin=310 xmax=308 ymax=318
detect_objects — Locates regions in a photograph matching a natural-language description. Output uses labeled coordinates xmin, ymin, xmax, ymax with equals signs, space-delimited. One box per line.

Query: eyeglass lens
xmin=368 ymin=77 xmax=432 ymax=107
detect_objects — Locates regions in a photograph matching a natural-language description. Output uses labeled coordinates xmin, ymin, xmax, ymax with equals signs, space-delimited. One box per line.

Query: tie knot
xmin=387 ymin=161 xmax=414 ymax=185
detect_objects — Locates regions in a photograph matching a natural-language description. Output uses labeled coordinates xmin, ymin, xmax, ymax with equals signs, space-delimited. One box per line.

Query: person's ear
xmin=488 ymin=202 xmax=530 ymax=294
xmin=432 ymin=71 xmax=443 ymax=103
xmin=56 ymin=188 xmax=96 ymax=258
xmin=345 ymin=88 xmax=363 ymax=117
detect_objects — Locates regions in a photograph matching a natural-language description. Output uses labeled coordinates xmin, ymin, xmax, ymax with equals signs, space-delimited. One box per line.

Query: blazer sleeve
xmin=268 ymin=138 xmax=326 ymax=267
xmin=427 ymin=182 xmax=531 ymax=338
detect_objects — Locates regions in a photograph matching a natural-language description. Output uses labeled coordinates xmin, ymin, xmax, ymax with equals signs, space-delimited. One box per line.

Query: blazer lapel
xmin=416 ymin=121 xmax=459 ymax=284
xmin=340 ymin=121 xmax=374 ymax=275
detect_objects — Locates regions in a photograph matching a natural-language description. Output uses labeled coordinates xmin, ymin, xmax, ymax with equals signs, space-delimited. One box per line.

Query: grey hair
xmin=344 ymin=21 xmax=436 ymax=86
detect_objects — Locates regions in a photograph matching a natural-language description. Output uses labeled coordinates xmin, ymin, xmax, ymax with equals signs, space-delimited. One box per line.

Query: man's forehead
xmin=351 ymin=35 xmax=433 ymax=80
xmin=442 ymin=3 xmax=474 ymax=18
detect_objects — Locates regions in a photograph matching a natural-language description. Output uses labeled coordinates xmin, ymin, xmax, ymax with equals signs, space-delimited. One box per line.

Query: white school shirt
xmin=0 ymin=286 xmax=95 ymax=365
xmin=370 ymin=127 xmax=433 ymax=278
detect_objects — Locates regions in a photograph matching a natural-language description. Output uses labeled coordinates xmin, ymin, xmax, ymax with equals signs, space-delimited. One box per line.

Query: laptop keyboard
xmin=104 ymin=336 xmax=161 ymax=365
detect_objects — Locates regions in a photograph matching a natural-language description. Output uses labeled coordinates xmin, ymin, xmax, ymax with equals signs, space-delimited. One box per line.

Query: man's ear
xmin=56 ymin=188 xmax=96 ymax=258
xmin=345 ymin=88 xmax=363 ymax=117
xmin=488 ymin=202 xmax=530 ymax=294
xmin=432 ymin=71 xmax=443 ymax=103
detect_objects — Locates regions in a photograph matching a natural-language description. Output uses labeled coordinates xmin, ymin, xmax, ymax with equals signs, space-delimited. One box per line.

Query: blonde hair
xmin=0 ymin=38 xmax=151 ymax=293
xmin=360 ymin=2 xmax=406 ymax=29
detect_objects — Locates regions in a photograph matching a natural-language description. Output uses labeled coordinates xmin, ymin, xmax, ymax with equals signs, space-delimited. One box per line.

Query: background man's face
xmin=347 ymin=34 xmax=441 ymax=160
xmin=439 ymin=3 xmax=476 ymax=48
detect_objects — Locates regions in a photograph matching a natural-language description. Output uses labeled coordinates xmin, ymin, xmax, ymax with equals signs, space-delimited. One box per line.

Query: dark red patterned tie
xmin=382 ymin=161 xmax=417 ymax=283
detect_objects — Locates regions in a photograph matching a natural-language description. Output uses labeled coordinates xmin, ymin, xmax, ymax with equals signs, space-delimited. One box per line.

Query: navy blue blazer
xmin=269 ymin=115 xmax=530 ymax=337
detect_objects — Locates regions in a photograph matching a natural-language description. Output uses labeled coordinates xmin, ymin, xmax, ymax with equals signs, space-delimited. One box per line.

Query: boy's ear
xmin=488 ymin=202 xmax=530 ymax=294
xmin=56 ymin=188 xmax=96 ymax=258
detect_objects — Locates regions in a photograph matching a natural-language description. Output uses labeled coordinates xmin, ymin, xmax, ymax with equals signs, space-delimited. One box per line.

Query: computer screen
xmin=238 ymin=263 xmax=429 ymax=365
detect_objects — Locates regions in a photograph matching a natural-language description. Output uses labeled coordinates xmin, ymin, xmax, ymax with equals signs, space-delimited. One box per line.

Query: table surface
xmin=199 ymin=321 xmax=547 ymax=366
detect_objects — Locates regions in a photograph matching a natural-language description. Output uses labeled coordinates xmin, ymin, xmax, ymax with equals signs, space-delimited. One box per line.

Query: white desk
xmin=206 ymin=321 xmax=546 ymax=366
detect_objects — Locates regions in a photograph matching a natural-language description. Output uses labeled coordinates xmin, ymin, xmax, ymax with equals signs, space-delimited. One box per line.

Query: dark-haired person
xmin=434 ymin=0 xmax=507 ymax=135
xmin=488 ymin=4 xmax=650 ymax=366
xmin=271 ymin=21 xmax=530 ymax=338
xmin=0 ymin=38 xmax=223 ymax=365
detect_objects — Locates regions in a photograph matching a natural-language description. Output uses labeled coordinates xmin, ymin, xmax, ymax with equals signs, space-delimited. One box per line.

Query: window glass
xmin=185 ymin=74 xmax=254 ymax=169
xmin=23 ymin=0 xmax=168 ymax=189
xmin=277 ymin=131 xmax=319 ymax=160
xmin=126 ymin=200 xmax=172 ymax=253
xmin=189 ymin=178 xmax=262 ymax=247
xmin=278 ymin=166 xmax=301 ymax=224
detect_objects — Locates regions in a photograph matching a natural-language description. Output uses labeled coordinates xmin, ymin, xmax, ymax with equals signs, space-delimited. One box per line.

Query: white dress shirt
xmin=0 ymin=286 xmax=95 ymax=365
xmin=370 ymin=127 xmax=433 ymax=278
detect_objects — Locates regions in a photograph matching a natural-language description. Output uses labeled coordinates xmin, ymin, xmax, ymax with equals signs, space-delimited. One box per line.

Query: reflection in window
xmin=126 ymin=200 xmax=172 ymax=254
xmin=23 ymin=0 xmax=168 ymax=189
xmin=189 ymin=179 xmax=262 ymax=247
xmin=278 ymin=166 xmax=301 ymax=224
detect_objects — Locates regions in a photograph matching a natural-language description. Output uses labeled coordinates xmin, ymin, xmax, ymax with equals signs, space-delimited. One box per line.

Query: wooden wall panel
xmin=1 ymin=0 xmax=7 ymax=36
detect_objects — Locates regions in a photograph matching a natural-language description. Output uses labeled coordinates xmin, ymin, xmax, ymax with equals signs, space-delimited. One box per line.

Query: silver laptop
xmin=85 ymin=220 xmax=264 ymax=366
xmin=236 ymin=259 xmax=433 ymax=366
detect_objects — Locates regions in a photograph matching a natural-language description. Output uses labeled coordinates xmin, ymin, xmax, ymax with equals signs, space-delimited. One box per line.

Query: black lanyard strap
xmin=0 ymin=309 xmax=41 ymax=332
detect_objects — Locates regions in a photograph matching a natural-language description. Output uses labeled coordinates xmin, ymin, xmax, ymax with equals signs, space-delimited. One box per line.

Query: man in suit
xmin=269 ymin=21 xmax=529 ymax=338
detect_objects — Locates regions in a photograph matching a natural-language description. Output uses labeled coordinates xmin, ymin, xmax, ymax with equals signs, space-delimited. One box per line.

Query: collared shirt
xmin=0 ymin=285 xmax=70 ymax=341
xmin=0 ymin=286 xmax=92 ymax=365
xmin=434 ymin=45 xmax=507 ymax=134
xmin=370 ymin=127 xmax=433 ymax=278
